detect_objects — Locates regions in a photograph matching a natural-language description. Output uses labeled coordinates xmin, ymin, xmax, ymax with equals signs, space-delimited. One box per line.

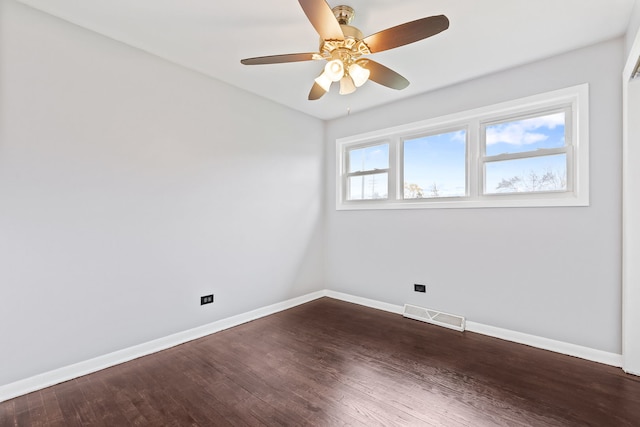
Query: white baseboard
xmin=623 ymin=366 xmax=640 ymax=376
xmin=326 ymin=292 xmax=623 ymax=368
xmin=0 ymin=290 xmax=327 ymax=403
xmin=0 ymin=289 xmax=625 ymax=403
xmin=325 ymin=290 xmax=404 ymax=315
xmin=465 ymin=322 xmax=623 ymax=368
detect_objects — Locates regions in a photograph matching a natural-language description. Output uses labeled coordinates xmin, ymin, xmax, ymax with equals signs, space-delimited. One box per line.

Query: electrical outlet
xmin=200 ymin=294 xmax=214 ymax=305
xmin=414 ymin=284 xmax=426 ymax=293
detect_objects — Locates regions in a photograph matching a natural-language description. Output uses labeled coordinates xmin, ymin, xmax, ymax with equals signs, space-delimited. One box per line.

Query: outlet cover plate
xmin=201 ymin=294 xmax=214 ymax=305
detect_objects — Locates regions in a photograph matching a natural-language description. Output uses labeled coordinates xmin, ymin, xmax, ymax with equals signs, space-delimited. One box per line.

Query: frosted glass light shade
xmin=339 ymin=76 xmax=356 ymax=95
xmin=325 ymin=59 xmax=345 ymax=82
xmin=349 ymin=62 xmax=370 ymax=87
xmin=314 ymin=72 xmax=333 ymax=91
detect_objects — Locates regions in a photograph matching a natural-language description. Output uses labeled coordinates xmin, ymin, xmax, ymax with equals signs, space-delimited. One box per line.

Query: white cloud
xmin=451 ymin=130 xmax=466 ymax=143
xmin=486 ymin=112 xmax=563 ymax=146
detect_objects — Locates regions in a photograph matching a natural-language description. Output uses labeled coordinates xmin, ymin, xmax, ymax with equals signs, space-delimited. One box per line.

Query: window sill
xmin=337 ymin=193 xmax=589 ymax=210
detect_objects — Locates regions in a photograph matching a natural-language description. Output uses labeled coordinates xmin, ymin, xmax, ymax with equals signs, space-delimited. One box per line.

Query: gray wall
xmin=0 ymin=0 xmax=325 ymax=386
xmin=325 ymin=38 xmax=624 ymax=354
xmin=626 ymin=0 xmax=640 ymax=56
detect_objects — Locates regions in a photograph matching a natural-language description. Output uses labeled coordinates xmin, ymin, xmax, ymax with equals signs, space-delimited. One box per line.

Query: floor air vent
xmin=403 ymin=304 xmax=465 ymax=332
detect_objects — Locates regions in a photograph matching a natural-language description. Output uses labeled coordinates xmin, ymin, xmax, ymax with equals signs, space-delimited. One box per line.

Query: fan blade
xmin=298 ymin=0 xmax=344 ymax=41
xmin=241 ymin=52 xmax=320 ymax=65
xmin=308 ymin=82 xmax=327 ymax=100
xmin=362 ymin=15 xmax=449 ymax=53
xmin=362 ymin=60 xmax=410 ymax=90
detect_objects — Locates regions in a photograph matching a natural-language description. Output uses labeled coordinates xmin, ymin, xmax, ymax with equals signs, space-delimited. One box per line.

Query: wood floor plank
xmin=25 ymin=392 xmax=47 ymax=427
xmin=202 ymin=353 xmax=310 ymax=425
xmin=102 ymin=368 xmax=163 ymax=425
xmin=75 ymin=373 xmax=132 ymax=426
xmin=167 ymin=351 xmax=261 ymax=427
xmin=53 ymin=381 xmax=96 ymax=426
xmin=2 ymin=297 xmax=640 ymax=426
xmin=0 ymin=399 xmax=16 ymax=426
xmin=12 ymin=394 xmax=32 ymax=427
xmin=40 ymin=388 xmax=65 ymax=425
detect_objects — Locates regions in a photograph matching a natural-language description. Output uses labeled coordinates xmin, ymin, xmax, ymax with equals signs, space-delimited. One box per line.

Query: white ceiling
xmin=16 ymin=0 xmax=637 ymax=120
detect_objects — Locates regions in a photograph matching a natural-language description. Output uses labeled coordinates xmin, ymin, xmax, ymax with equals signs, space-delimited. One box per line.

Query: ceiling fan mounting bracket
xmin=332 ymin=5 xmax=355 ymax=25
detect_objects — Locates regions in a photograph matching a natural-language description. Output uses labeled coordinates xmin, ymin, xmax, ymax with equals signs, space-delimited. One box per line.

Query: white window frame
xmin=344 ymin=140 xmax=391 ymax=201
xmin=336 ymin=84 xmax=589 ymax=210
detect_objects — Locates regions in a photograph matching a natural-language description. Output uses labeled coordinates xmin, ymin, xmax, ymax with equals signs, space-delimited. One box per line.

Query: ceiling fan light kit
xmin=240 ymin=0 xmax=449 ymax=100
xmin=339 ymin=74 xmax=356 ymax=95
xmin=349 ymin=62 xmax=370 ymax=87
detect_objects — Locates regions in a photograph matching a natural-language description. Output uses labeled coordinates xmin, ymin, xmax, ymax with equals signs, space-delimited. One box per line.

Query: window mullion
xmin=565 ymin=105 xmax=575 ymax=192
xmin=468 ymin=119 xmax=480 ymax=197
xmin=390 ymin=137 xmax=400 ymax=201
xmin=341 ymin=145 xmax=349 ymax=202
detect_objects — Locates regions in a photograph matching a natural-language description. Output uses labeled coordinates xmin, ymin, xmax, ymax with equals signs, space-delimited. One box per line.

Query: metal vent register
xmin=403 ymin=304 xmax=465 ymax=332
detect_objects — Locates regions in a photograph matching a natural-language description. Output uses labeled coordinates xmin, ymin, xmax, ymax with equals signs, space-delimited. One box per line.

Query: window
xmin=345 ymin=142 xmax=389 ymax=200
xmin=403 ymin=129 xmax=467 ymax=199
xmin=482 ymin=110 xmax=570 ymax=195
xmin=336 ymin=84 xmax=589 ymax=210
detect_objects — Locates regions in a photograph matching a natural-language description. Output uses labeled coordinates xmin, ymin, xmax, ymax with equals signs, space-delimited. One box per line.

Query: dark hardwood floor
xmin=2 ymin=297 xmax=639 ymax=426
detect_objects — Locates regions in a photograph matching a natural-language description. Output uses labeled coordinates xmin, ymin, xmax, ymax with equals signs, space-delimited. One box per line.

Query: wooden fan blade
xmin=362 ymin=60 xmax=410 ymax=90
xmin=308 ymin=82 xmax=327 ymax=100
xmin=298 ymin=0 xmax=344 ymax=41
xmin=362 ymin=15 xmax=449 ymax=53
xmin=241 ymin=52 xmax=320 ymax=65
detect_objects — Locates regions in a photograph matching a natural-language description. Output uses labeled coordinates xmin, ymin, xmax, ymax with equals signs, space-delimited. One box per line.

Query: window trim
xmin=336 ymin=84 xmax=589 ymax=210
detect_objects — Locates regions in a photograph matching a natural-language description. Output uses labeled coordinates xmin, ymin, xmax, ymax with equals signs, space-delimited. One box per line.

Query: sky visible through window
xmin=485 ymin=112 xmax=565 ymax=156
xmin=485 ymin=154 xmax=566 ymax=193
xmin=348 ymin=143 xmax=389 ymax=200
xmin=484 ymin=112 xmax=567 ymax=193
xmin=404 ymin=130 xmax=466 ymax=198
xmin=348 ymin=143 xmax=389 ymax=172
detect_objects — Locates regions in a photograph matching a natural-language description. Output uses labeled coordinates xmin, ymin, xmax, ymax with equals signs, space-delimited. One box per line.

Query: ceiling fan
xmin=240 ymin=0 xmax=449 ymax=100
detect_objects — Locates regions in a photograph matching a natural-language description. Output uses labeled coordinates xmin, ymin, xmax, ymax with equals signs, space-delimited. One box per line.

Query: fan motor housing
xmin=340 ymin=24 xmax=363 ymax=40
xmin=318 ymin=24 xmax=363 ymax=48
